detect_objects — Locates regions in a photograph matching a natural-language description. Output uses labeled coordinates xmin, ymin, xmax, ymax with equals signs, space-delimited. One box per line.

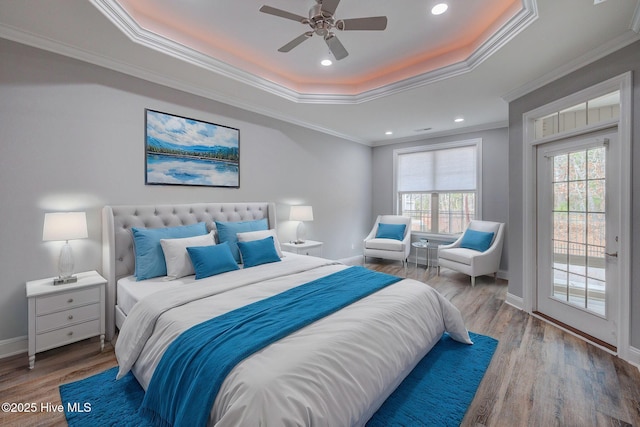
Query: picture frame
xmin=145 ymin=109 xmax=240 ymax=188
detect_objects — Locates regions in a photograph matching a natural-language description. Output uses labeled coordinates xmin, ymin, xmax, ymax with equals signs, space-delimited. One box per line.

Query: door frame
xmin=521 ymin=72 xmax=632 ymax=359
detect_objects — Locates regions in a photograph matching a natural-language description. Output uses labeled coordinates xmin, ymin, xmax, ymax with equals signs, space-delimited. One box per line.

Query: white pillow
xmin=236 ymin=229 xmax=284 ymax=257
xmin=160 ymin=231 xmax=215 ymax=280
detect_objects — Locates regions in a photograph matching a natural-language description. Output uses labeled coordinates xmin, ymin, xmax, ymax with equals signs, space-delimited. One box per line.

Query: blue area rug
xmin=59 ymin=332 xmax=497 ymax=427
xmin=366 ymin=332 xmax=498 ymax=426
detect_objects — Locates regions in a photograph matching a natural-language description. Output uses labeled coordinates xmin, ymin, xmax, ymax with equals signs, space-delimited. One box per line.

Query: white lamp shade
xmin=43 ymin=212 xmax=88 ymax=241
xmin=290 ymin=205 xmax=314 ymax=222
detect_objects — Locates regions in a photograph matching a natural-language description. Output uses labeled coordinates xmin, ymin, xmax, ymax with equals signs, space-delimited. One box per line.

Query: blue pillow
xmin=186 ymin=242 xmax=239 ymax=279
xmin=215 ymin=219 xmax=269 ymax=262
xmin=132 ymin=222 xmax=208 ymax=281
xmin=459 ymin=229 xmax=495 ymax=252
xmin=237 ymin=236 xmax=281 ymax=268
xmin=375 ymin=223 xmax=406 ymax=241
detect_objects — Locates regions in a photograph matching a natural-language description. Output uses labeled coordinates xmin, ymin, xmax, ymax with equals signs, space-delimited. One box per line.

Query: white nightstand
xmin=281 ymin=240 xmax=323 ymax=257
xmin=26 ymin=270 xmax=106 ymax=369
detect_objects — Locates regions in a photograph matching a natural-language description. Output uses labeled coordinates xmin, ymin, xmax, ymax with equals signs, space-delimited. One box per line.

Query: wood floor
xmin=371 ymin=261 xmax=640 ymax=427
xmin=1 ymin=261 xmax=639 ymax=426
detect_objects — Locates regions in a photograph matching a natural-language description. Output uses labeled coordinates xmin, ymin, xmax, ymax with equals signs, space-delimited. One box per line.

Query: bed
xmin=102 ymin=202 xmax=472 ymax=426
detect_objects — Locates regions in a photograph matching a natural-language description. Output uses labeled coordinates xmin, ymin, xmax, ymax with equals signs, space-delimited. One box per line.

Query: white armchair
xmin=437 ymin=220 xmax=505 ymax=287
xmin=363 ymin=215 xmax=412 ymax=270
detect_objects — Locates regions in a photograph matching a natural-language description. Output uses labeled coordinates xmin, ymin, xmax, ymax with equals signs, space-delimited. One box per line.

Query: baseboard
xmin=505 ymin=292 xmax=524 ymax=310
xmin=627 ymin=345 xmax=640 ymax=371
xmin=0 ymin=335 xmax=27 ymax=359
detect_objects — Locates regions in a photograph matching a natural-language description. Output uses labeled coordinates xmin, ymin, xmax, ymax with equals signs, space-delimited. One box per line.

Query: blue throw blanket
xmin=139 ymin=266 xmax=402 ymax=427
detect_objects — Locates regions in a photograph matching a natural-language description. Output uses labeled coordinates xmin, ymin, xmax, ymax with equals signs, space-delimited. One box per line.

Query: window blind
xmin=397 ymin=145 xmax=477 ymax=192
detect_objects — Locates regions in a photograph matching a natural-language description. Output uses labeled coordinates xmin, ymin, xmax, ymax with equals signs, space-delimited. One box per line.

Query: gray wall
xmin=508 ymin=40 xmax=640 ymax=347
xmin=371 ymin=127 xmax=510 ymax=272
xmin=0 ymin=39 xmax=373 ymax=343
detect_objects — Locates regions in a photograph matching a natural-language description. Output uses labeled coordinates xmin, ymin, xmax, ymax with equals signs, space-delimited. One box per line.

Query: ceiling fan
xmin=259 ymin=0 xmax=388 ymax=60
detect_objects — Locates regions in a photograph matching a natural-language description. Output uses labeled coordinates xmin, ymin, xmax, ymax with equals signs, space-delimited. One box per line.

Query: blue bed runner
xmin=139 ymin=266 xmax=402 ymax=427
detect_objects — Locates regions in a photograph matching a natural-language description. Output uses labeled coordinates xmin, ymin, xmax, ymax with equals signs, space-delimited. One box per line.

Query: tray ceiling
xmin=105 ymin=0 xmax=526 ymax=100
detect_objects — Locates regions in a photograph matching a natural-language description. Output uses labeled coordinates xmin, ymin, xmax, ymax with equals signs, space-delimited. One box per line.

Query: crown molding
xmin=502 ymin=29 xmax=640 ymax=102
xmin=89 ymin=0 xmax=538 ymax=104
xmin=0 ymin=23 xmax=370 ymax=146
xmin=356 ymin=0 xmax=538 ymax=103
xmin=503 ymin=0 xmax=640 ymax=102
xmin=89 ymin=0 xmax=305 ymax=103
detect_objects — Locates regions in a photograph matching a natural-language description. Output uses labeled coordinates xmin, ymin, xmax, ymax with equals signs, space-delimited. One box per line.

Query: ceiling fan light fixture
xmin=431 ymin=3 xmax=448 ymax=15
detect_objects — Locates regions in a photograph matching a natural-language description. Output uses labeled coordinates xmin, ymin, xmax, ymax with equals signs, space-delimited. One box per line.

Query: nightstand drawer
xmin=36 ymin=319 xmax=101 ymax=353
xmin=36 ymin=303 xmax=100 ymax=334
xmin=35 ymin=287 xmax=100 ymax=315
xmin=301 ymin=246 xmax=322 ymax=257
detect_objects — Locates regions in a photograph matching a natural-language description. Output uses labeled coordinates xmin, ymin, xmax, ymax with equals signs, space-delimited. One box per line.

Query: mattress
xmin=117 ymin=275 xmax=195 ymax=316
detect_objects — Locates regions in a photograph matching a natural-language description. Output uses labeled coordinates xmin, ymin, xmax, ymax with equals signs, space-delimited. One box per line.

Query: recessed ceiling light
xmin=431 ymin=3 xmax=448 ymax=15
xmin=454 ymin=117 xmax=464 ymax=123
xmin=385 ymin=131 xmax=393 ymax=135
xmin=321 ymin=59 xmax=333 ymax=66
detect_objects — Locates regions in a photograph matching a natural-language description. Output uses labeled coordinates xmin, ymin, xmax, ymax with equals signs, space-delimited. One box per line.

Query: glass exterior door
xmin=536 ymin=131 xmax=618 ymax=347
xmin=551 ymin=146 xmax=606 ymax=314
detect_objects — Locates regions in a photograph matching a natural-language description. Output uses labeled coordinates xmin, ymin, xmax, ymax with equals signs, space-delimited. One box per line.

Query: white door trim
xmin=521 ymin=72 xmax=632 ymax=361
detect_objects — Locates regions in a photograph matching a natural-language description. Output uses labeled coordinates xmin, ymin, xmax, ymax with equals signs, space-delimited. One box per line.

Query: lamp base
xmin=296 ymin=222 xmax=307 ymax=244
xmin=53 ymin=276 xmax=77 ymax=286
xmin=58 ymin=241 xmax=75 ymax=280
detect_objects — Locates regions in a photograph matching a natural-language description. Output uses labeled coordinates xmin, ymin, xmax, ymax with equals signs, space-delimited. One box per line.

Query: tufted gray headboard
xmin=102 ymin=202 xmax=276 ymax=340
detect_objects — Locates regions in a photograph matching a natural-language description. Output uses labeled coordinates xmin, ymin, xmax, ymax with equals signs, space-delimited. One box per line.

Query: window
xmin=533 ymin=91 xmax=620 ymax=140
xmin=394 ymin=140 xmax=481 ymax=235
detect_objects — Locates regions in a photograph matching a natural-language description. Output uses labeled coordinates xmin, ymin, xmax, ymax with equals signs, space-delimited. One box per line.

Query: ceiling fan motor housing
xmin=310 ymin=3 xmax=334 ymax=36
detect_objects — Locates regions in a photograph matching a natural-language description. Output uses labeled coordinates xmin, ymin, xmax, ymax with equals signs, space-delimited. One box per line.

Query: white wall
xmin=371 ymin=128 xmax=510 ymax=272
xmin=0 ymin=39 xmax=373 ymax=346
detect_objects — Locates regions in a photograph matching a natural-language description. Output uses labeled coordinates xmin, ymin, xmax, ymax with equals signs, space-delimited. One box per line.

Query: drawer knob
xmin=67 ymin=298 xmax=74 ymax=303
xmin=67 ymin=331 xmax=73 ymax=336
xmin=68 ymin=315 xmax=74 ymax=320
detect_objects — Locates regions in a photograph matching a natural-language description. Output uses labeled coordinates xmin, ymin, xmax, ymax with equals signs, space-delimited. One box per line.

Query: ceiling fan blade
xmin=259 ymin=5 xmax=307 ymax=23
xmin=320 ymin=0 xmax=341 ymax=16
xmin=325 ymin=34 xmax=348 ymax=60
xmin=278 ymin=32 xmax=312 ymax=52
xmin=336 ymin=16 xmax=388 ymax=31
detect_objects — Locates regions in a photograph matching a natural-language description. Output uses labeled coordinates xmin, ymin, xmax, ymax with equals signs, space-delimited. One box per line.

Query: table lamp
xmin=289 ymin=205 xmax=313 ymax=244
xmin=43 ymin=212 xmax=88 ymax=285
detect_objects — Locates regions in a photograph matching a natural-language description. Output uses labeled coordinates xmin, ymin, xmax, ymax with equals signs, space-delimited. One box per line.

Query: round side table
xmin=412 ymin=240 xmax=441 ymax=270
xmin=412 ymin=240 xmax=429 ymax=269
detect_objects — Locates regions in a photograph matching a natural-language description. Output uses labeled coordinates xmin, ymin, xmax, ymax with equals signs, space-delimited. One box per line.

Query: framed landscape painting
xmin=145 ymin=109 xmax=240 ymax=188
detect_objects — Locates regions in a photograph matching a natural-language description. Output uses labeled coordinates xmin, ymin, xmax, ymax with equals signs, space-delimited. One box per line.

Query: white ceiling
xmin=0 ymin=0 xmax=639 ymax=146
xmin=112 ymin=0 xmax=523 ymax=96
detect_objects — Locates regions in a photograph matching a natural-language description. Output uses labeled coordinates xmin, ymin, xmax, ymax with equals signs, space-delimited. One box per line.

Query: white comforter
xmin=116 ymin=255 xmax=472 ymax=426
